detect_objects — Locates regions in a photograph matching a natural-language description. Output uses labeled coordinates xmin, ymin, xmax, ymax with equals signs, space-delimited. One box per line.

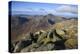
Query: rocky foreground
xmin=10 ymin=19 xmax=78 ymax=53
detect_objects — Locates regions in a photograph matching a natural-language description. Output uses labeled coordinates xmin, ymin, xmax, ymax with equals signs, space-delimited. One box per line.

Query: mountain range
xmin=11 ymin=14 xmax=77 ymax=41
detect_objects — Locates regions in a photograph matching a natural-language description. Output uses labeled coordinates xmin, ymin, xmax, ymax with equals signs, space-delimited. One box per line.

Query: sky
xmin=9 ymin=1 xmax=78 ymax=17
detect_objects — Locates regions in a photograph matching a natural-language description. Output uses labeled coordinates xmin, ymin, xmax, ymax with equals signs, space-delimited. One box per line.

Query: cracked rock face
xmin=11 ymin=19 xmax=78 ymax=53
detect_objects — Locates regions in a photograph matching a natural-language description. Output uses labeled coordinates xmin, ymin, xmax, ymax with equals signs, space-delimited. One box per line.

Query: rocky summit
xmin=10 ymin=19 xmax=78 ymax=53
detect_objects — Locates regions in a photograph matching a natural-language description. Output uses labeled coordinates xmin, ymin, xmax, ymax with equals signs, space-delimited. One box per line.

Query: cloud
xmin=39 ymin=8 xmax=45 ymax=11
xmin=56 ymin=5 xmax=78 ymax=14
xmin=24 ymin=8 xmax=34 ymax=11
xmin=41 ymin=9 xmax=56 ymax=14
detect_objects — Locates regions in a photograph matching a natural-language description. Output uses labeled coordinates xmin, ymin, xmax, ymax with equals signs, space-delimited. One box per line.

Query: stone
xmin=46 ymin=43 xmax=55 ymax=50
xmin=56 ymin=29 xmax=65 ymax=36
xmin=13 ymin=40 xmax=32 ymax=52
xmin=64 ymin=39 xmax=78 ymax=49
xmin=21 ymin=43 xmax=39 ymax=52
xmin=55 ymin=29 xmax=65 ymax=39
xmin=37 ymin=32 xmax=47 ymax=44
